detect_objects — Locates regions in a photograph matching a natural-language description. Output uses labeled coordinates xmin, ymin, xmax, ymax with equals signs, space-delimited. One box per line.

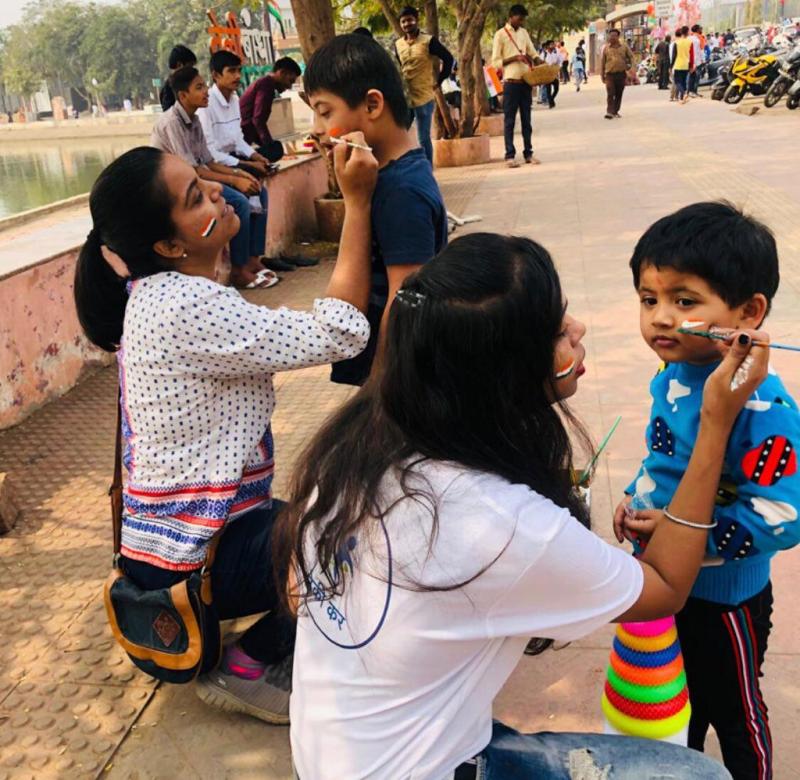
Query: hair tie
xmin=395 ymin=289 xmax=426 ymax=308
xmin=100 ymin=244 xmax=131 ymax=280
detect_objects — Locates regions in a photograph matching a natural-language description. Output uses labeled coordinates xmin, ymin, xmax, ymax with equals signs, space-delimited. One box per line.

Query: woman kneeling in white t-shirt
xmin=275 ymin=233 xmax=763 ymax=779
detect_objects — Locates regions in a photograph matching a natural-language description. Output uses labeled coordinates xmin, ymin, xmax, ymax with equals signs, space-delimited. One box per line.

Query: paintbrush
xmin=677 ymin=328 xmax=800 ymax=353
xmin=576 ymin=415 xmax=622 ymax=486
xmin=328 ymin=127 xmax=373 ymax=152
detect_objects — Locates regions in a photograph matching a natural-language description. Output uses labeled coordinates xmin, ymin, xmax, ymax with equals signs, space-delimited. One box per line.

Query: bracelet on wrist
xmin=664 ymin=506 xmax=717 ymax=530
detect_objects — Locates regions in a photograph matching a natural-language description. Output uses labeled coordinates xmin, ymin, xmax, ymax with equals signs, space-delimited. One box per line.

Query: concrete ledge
xmin=0 ymin=193 xmax=90 ymax=234
xmin=0 ymin=153 xmax=328 ymax=430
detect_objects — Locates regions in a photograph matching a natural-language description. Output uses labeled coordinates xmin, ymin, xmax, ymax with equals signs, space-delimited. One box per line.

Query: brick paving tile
xmin=1 ymin=80 xmax=799 ymax=779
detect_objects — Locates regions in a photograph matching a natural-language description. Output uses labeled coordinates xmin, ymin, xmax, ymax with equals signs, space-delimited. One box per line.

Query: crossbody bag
xmin=102 ymin=399 xmax=223 ymax=683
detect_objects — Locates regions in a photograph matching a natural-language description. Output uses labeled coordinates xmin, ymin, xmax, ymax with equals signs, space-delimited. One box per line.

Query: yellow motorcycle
xmin=723 ymin=51 xmax=781 ymax=104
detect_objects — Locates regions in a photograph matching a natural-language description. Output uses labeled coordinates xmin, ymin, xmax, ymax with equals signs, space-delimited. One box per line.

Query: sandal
xmin=244 ymin=269 xmax=280 ymax=289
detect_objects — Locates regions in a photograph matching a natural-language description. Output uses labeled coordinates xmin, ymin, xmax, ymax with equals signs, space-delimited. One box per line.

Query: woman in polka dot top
xmin=74 ymin=140 xmax=376 ymax=721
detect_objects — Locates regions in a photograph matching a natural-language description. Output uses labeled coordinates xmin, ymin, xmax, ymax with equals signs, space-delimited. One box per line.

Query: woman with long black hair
xmin=74 ymin=137 xmax=376 ymax=724
xmin=275 ymin=233 xmax=762 ymax=778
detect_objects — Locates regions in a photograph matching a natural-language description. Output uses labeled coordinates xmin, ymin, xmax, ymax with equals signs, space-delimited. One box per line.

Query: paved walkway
xmin=1 ymin=80 xmax=800 ymax=778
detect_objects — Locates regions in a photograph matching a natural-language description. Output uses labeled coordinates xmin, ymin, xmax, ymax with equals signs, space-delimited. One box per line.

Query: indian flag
xmin=267 ymin=0 xmax=286 ymax=38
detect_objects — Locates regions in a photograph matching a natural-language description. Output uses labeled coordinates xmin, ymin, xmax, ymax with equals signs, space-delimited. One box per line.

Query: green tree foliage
xmin=80 ymin=6 xmax=158 ymax=100
xmin=0 ymin=0 xmax=209 ymax=103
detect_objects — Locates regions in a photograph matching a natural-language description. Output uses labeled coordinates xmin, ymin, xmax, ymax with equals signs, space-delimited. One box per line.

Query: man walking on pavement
xmin=689 ymin=24 xmax=704 ymax=97
xmin=394 ymin=6 xmax=454 ymax=165
xmin=491 ymin=4 xmax=542 ymax=168
xmin=544 ymin=40 xmax=561 ymax=108
xmin=655 ymin=35 xmax=671 ymax=90
xmin=601 ymin=28 xmax=633 ymax=119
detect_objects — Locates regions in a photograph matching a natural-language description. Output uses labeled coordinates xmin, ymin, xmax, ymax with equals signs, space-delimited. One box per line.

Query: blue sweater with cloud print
xmin=626 ymin=360 xmax=800 ymax=605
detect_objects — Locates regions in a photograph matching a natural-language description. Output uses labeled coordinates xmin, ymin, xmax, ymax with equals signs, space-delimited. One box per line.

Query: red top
xmin=240 ymin=74 xmax=277 ymax=146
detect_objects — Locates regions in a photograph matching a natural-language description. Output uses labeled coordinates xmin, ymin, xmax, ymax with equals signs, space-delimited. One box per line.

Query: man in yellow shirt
xmin=491 ymin=4 xmax=542 ymax=168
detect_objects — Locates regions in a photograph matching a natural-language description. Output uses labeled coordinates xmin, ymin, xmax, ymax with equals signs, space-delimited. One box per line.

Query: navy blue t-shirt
xmin=331 ymin=148 xmax=448 ymax=386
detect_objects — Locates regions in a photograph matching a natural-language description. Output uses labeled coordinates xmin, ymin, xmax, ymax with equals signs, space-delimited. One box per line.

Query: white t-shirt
xmin=290 ymin=461 xmax=643 ymax=780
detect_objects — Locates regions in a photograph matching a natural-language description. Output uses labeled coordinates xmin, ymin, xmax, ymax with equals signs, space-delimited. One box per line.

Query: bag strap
xmin=110 ymin=393 xmax=124 ymax=562
xmin=504 ymin=26 xmax=524 ymax=55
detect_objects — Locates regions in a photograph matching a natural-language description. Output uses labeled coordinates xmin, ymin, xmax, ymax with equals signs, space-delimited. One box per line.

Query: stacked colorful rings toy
xmin=603 ymin=616 xmax=691 ymax=745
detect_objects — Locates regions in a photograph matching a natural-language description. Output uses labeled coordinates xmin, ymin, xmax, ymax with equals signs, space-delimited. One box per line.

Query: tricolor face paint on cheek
xmin=555 ymin=358 xmax=577 ymax=380
xmin=200 ymin=216 xmax=217 ymax=238
xmin=681 ymin=319 xmax=705 ymax=329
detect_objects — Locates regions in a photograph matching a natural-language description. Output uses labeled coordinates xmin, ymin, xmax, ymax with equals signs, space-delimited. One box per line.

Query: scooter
xmin=723 ymin=50 xmax=781 ymax=103
xmin=764 ymin=46 xmax=800 ymax=106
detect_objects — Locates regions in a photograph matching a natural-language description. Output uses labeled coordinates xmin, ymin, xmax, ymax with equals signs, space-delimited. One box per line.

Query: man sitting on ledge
xmin=150 ymin=66 xmax=274 ymax=289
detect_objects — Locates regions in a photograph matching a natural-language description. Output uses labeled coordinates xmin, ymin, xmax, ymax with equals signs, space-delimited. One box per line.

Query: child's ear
xmin=364 ymin=89 xmax=385 ymax=119
xmin=739 ymin=293 xmax=768 ymax=328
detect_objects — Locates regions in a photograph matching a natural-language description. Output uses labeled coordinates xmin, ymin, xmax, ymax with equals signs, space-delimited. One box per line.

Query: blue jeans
xmin=674 ymin=69 xmax=689 ymax=100
xmin=413 ymin=100 xmax=435 ymax=164
xmin=221 ymin=184 xmax=268 ymax=268
xmin=477 ymin=722 xmax=732 ymax=779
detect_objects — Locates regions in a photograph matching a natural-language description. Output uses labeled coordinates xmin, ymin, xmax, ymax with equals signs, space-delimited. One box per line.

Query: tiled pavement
xmin=1 ymin=80 xmax=800 ymax=778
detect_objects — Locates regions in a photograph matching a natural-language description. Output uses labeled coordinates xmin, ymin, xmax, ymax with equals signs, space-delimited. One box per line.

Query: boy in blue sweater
xmin=614 ymin=202 xmax=800 ymax=780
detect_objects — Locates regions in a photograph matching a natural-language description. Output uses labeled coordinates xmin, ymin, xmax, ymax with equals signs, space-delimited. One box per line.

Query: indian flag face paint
xmin=681 ymin=320 xmax=704 ymax=329
xmin=555 ymin=358 xmax=577 ymax=380
xmin=200 ymin=216 xmax=217 ymax=238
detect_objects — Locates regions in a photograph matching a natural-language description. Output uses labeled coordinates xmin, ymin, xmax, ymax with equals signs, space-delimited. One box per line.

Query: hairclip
xmin=100 ymin=244 xmax=131 ymax=279
xmin=396 ymin=289 xmax=426 ymax=308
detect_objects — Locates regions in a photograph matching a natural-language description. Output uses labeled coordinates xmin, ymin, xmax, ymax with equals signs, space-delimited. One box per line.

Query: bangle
xmin=664 ymin=506 xmax=718 ymax=530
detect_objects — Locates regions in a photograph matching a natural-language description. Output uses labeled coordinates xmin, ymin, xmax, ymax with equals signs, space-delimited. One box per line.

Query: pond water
xmin=0 ymin=137 xmax=148 ymax=219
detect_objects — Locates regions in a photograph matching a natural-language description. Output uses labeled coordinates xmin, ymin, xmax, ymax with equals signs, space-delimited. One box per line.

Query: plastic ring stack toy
xmin=602 ymin=616 xmax=691 ymax=745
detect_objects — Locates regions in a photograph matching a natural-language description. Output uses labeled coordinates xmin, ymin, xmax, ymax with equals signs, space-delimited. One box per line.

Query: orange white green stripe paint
xmin=555 ymin=358 xmax=576 ymax=380
xmin=200 ymin=217 xmax=217 ymax=238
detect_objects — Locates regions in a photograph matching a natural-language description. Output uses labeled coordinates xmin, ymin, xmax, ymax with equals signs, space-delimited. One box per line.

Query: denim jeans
xmin=413 ymin=100 xmax=435 ymax=164
xmin=674 ymin=69 xmax=689 ymax=100
xmin=221 ymin=184 xmax=268 ymax=268
xmin=477 ymin=721 xmax=732 ymax=779
xmin=121 ymin=500 xmax=295 ymax=666
xmin=502 ymin=82 xmax=533 ymax=160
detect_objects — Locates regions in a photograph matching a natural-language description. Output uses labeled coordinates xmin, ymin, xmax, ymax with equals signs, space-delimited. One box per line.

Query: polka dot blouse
xmin=117 ymin=272 xmax=370 ymax=571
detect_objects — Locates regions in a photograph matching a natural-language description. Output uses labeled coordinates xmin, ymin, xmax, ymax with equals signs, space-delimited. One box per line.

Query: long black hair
xmin=74 ymin=146 xmax=175 ymax=352
xmin=275 ymin=234 xmax=593 ymax=608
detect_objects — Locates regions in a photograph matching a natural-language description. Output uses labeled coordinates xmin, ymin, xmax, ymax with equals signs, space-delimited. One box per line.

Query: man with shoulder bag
xmin=491 ymin=4 xmax=543 ymax=168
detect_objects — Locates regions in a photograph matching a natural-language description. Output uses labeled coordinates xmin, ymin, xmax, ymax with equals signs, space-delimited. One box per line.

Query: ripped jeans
xmin=473 ymin=721 xmax=731 ymax=779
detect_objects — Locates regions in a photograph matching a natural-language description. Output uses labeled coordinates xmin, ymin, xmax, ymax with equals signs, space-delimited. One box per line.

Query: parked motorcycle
xmin=711 ymin=64 xmax=732 ymax=100
xmin=786 ymin=77 xmax=800 ymax=109
xmin=764 ymin=46 xmax=800 ymax=107
xmin=723 ymin=51 xmax=781 ymax=103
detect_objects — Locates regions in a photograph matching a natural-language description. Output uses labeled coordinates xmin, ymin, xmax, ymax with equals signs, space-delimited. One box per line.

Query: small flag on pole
xmin=268 ymin=0 xmax=286 ymax=38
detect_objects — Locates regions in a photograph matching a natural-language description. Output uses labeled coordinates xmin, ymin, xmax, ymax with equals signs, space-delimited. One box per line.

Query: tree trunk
xmin=290 ymin=0 xmax=336 ymax=62
xmin=451 ymin=0 xmax=500 ymax=137
xmin=424 ymin=0 xmax=439 ymax=37
xmin=473 ymin=47 xmax=490 ymax=119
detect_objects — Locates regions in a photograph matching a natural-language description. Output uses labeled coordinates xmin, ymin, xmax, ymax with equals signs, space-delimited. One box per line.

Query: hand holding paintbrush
xmin=678 ymin=324 xmax=800 ymax=353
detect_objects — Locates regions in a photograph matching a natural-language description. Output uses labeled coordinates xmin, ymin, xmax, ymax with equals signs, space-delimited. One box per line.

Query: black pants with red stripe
xmin=676 ymin=583 xmax=773 ymax=780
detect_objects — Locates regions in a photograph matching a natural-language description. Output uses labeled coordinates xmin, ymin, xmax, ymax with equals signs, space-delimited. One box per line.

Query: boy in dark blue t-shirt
xmin=304 ymin=34 xmax=448 ymax=385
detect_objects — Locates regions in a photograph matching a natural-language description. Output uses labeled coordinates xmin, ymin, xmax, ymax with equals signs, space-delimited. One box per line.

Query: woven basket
xmin=523 ymin=64 xmax=560 ymax=87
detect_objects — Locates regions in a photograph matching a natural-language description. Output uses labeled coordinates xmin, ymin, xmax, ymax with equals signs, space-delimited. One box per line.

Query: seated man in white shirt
xmin=199 ymin=51 xmax=317 ymax=273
